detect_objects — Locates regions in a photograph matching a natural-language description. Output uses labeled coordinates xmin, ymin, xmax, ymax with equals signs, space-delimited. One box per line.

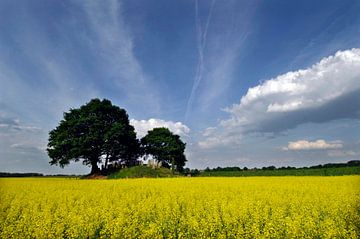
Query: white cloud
xmin=200 ymin=49 xmax=360 ymax=148
xmin=0 ymin=115 xmax=41 ymax=132
xmin=225 ymin=48 xmax=360 ymax=123
xmin=130 ymin=119 xmax=190 ymax=138
xmin=198 ymin=136 xmax=234 ymax=149
xmin=283 ymin=140 xmax=343 ymax=151
xmin=202 ymin=127 xmax=217 ymax=137
xmin=10 ymin=143 xmax=45 ymax=152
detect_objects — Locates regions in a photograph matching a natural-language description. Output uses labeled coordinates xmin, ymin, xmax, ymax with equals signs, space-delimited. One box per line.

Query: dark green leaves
xmin=47 ymin=98 xmax=139 ymax=174
xmin=141 ymin=127 xmax=186 ymax=172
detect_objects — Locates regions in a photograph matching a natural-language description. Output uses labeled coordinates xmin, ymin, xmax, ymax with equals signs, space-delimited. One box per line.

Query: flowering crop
xmin=0 ymin=176 xmax=359 ymax=238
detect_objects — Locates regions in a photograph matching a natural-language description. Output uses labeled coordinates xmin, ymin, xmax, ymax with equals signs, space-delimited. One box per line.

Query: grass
xmin=108 ymin=165 xmax=179 ymax=179
xmin=199 ymin=166 xmax=360 ymax=177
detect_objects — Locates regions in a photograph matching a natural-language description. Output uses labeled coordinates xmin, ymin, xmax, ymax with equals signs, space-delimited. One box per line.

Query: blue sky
xmin=1 ymin=0 xmax=360 ymax=174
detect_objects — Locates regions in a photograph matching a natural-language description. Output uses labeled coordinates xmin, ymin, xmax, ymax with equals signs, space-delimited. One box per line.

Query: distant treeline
xmin=1 ymin=160 xmax=359 ymax=177
xmin=0 ymin=172 xmax=44 ymax=177
xmin=305 ymin=160 xmax=360 ymax=169
xmin=198 ymin=160 xmax=360 ymax=177
xmin=203 ymin=160 xmax=360 ymax=172
xmin=0 ymin=172 xmax=80 ymax=178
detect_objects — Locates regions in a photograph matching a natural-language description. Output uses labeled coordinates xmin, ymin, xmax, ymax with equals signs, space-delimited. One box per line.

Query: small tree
xmin=141 ymin=127 xmax=186 ymax=172
xmin=47 ymin=98 xmax=139 ymax=174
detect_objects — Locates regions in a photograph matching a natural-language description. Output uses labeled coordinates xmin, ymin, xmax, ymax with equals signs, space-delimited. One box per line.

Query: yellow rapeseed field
xmin=0 ymin=176 xmax=359 ymax=238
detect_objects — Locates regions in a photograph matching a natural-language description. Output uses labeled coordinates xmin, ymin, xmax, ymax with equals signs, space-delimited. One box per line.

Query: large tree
xmin=47 ymin=98 xmax=139 ymax=174
xmin=141 ymin=127 xmax=186 ymax=172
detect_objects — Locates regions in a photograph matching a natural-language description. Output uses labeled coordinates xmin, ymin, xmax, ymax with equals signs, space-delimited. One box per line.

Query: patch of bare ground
xmin=83 ymin=174 xmax=108 ymax=179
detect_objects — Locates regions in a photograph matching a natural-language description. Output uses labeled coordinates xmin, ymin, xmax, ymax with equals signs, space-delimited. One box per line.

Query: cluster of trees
xmin=183 ymin=168 xmax=200 ymax=176
xmin=47 ymin=99 xmax=186 ymax=175
xmin=307 ymin=160 xmax=360 ymax=169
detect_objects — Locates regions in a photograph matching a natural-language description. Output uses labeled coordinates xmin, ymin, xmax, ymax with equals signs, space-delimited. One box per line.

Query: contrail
xmin=185 ymin=0 xmax=216 ymax=121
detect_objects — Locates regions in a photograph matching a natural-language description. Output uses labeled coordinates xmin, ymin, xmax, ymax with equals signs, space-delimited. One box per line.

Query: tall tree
xmin=47 ymin=98 xmax=139 ymax=174
xmin=141 ymin=127 xmax=186 ymax=172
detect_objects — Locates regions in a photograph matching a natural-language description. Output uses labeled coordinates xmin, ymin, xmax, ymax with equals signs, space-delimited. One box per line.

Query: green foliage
xmin=47 ymin=98 xmax=140 ymax=174
xmin=108 ymin=166 xmax=179 ymax=179
xmin=199 ymin=166 xmax=360 ymax=177
xmin=141 ymin=128 xmax=186 ymax=172
xmin=0 ymin=172 xmax=44 ymax=177
xmin=182 ymin=168 xmax=200 ymax=176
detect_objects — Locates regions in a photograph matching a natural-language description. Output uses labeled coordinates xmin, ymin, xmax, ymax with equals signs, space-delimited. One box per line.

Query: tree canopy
xmin=47 ymin=98 xmax=140 ymax=174
xmin=141 ymin=127 xmax=187 ymax=172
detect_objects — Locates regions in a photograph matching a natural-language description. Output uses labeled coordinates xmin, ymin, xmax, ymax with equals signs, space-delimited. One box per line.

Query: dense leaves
xmin=141 ymin=127 xmax=186 ymax=172
xmin=47 ymin=98 xmax=139 ymax=174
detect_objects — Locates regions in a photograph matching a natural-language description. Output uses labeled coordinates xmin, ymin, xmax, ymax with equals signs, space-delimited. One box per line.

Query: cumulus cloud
xmin=223 ymin=48 xmax=360 ymax=129
xmin=282 ymin=140 xmax=343 ymax=151
xmin=200 ymin=49 xmax=360 ymax=148
xmin=130 ymin=119 xmax=190 ymax=138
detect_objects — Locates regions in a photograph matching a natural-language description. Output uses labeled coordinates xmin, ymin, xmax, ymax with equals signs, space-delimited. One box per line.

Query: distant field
xmin=1 ymin=176 xmax=359 ymax=238
xmin=200 ymin=166 xmax=360 ymax=177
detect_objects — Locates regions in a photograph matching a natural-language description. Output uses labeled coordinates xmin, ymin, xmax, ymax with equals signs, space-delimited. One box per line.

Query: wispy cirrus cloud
xmin=185 ymin=1 xmax=258 ymax=121
xmin=289 ymin=2 xmax=360 ymax=69
xmin=79 ymin=1 xmax=160 ymax=112
xmin=185 ymin=0 xmax=216 ymax=121
xmin=0 ymin=114 xmax=41 ymax=133
xmin=0 ymin=1 xmax=160 ymax=174
xmin=0 ymin=1 xmax=160 ymax=124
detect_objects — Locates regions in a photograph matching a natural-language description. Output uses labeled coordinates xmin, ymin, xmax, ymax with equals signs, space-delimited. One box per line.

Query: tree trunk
xmin=104 ymin=154 xmax=109 ymax=171
xmin=90 ymin=160 xmax=100 ymax=175
xmin=171 ymin=158 xmax=175 ymax=171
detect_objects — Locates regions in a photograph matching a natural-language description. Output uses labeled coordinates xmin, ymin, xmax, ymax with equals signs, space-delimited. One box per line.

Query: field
xmin=1 ymin=177 xmax=359 ymax=238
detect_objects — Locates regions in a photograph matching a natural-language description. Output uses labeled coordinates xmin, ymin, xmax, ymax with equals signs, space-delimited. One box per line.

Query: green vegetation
xmin=141 ymin=127 xmax=186 ymax=172
xmin=47 ymin=98 xmax=187 ymax=175
xmin=0 ymin=172 xmax=44 ymax=177
xmin=3 ymin=161 xmax=359 ymax=178
xmin=108 ymin=165 xmax=179 ymax=179
xmin=47 ymin=98 xmax=140 ymax=174
xmin=199 ymin=166 xmax=360 ymax=177
xmin=45 ymin=98 xmax=359 ymax=178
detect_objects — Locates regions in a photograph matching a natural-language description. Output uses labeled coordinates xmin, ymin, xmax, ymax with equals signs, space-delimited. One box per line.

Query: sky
xmin=1 ymin=0 xmax=360 ymax=174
